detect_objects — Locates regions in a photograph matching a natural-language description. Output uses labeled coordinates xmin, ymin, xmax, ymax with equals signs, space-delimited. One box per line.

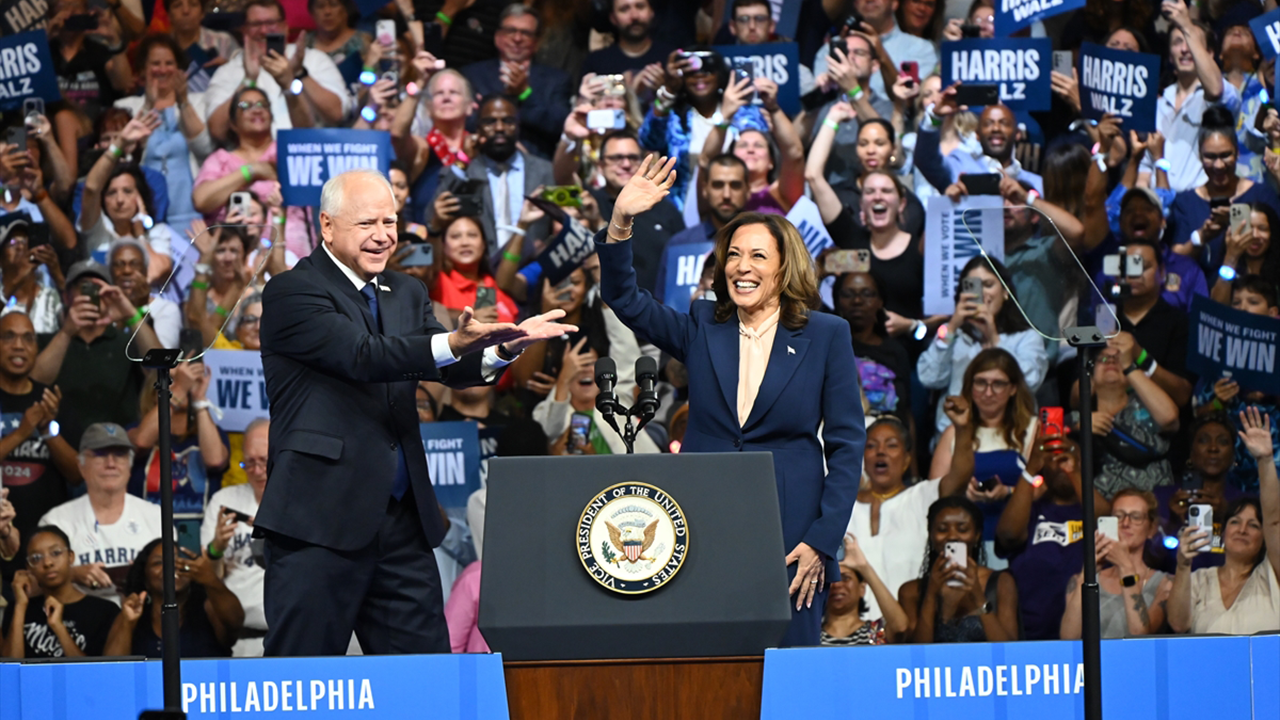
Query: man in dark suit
xmin=430 ymin=95 xmax=556 ymax=264
xmin=256 ymin=169 xmax=574 ymax=656
xmin=460 ymin=4 xmax=571 ymax=159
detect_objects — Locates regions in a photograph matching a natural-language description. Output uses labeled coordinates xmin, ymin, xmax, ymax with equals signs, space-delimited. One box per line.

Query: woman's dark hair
xmin=1233 ymin=273 xmax=1280 ymax=308
xmin=1242 ymin=203 xmax=1280 ymax=287
xmin=440 ymin=215 xmax=493 ymax=278
xmin=226 ymin=86 xmax=272 ymax=150
xmin=124 ymin=539 xmax=209 ymax=607
xmin=1222 ymin=496 xmax=1267 ymax=569
xmin=895 ymin=0 xmax=943 ymax=40
xmin=673 ymin=46 xmax=729 ymax=136
xmin=957 ymin=255 xmax=1031 ymax=336
xmin=1105 ymin=26 xmax=1151 ymax=53
xmin=136 ymin=33 xmax=189 ymax=75
xmin=1042 ymin=142 xmax=1090 ymax=217
xmin=307 ymin=0 xmax=359 ymax=27
xmin=960 ymin=347 xmax=1036 ymax=451
xmin=833 ymin=566 xmax=872 ymax=617
xmin=1197 ymin=103 xmax=1239 ymax=153
xmin=916 ymin=496 xmax=987 ymax=607
xmin=29 ymin=525 xmax=72 ymax=549
xmin=1082 ymin=0 xmax=1153 ymax=38
xmin=711 ymin=212 xmax=819 ymax=330
xmin=1190 ymin=412 xmax=1237 ymax=456
xmin=733 ymin=128 xmax=780 ymax=184
xmin=835 ymin=269 xmax=889 ymax=337
xmin=867 ymin=415 xmax=913 ymax=455
xmin=854 ymin=119 xmax=899 ymax=174
xmin=102 ymin=164 xmax=157 ymax=219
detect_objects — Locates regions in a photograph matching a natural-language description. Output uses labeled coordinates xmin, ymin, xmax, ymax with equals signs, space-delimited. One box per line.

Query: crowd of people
xmin=1 ymin=0 xmax=1279 ymax=659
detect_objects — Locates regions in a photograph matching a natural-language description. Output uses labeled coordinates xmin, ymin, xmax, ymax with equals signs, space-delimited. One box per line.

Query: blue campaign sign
xmin=1250 ymin=8 xmax=1280 ymax=60
xmin=712 ymin=42 xmax=801 ymax=116
xmin=420 ymin=421 xmax=482 ymax=509
xmin=1254 ymin=635 xmax=1280 ymax=717
xmin=762 ymin=636 xmax=1258 ymax=719
xmin=661 ymin=240 xmax=715 ymax=312
xmin=995 ymin=0 xmax=1085 ymax=37
xmin=0 ymin=30 xmax=60 ymax=111
xmin=278 ymin=129 xmax=393 ymax=207
xmin=1187 ymin=294 xmax=1280 ymax=395
xmin=1079 ymin=43 xmax=1160 ymax=132
xmin=0 ymin=0 xmax=47 ymax=34
xmin=536 ymin=223 xmax=595 ymax=286
xmin=2 ymin=654 xmax=510 ymax=719
xmin=940 ymin=38 xmax=1052 ymax=112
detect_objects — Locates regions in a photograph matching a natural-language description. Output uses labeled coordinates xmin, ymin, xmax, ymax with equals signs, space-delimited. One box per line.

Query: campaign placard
xmin=923 ymin=195 xmax=1005 ymax=315
xmin=1249 ymin=8 xmax=1280 ymax=60
xmin=660 ymin=240 xmax=716 ymax=312
xmin=419 ymin=421 xmax=481 ymax=509
xmin=713 ymin=42 xmax=801 ymax=116
xmin=0 ymin=31 xmax=60 ymax=111
xmin=203 ymin=350 xmax=268 ymax=433
xmin=278 ymin=129 xmax=393 ymax=207
xmin=1078 ymin=42 xmax=1160 ymax=132
xmin=535 ymin=222 xmax=595 ymax=286
xmin=940 ymin=38 xmax=1052 ymax=112
xmin=786 ymin=196 xmax=834 ymax=256
xmin=995 ymin=0 xmax=1085 ymax=37
xmin=0 ymin=0 xmax=47 ymax=35
xmin=1187 ymin=294 xmax=1280 ymax=395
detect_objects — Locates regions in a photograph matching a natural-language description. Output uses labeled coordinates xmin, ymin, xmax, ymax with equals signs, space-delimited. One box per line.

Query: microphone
xmin=594 ymin=357 xmax=622 ymax=434
xmin=634 ymin=355 xmax=660 ymax=424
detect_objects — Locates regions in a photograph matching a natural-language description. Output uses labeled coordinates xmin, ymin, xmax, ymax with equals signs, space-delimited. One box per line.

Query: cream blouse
xmin=737 ymin=308 xmax=781 ymax=427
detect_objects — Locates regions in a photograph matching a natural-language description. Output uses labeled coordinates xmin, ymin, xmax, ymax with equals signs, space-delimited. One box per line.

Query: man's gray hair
xmin=499 ymin=2 xmax=539 ymax=31
xmin=244 ymin=417 xmax=271 ymax=437
xmin=319 ymin=169 xmax=396 ymax=217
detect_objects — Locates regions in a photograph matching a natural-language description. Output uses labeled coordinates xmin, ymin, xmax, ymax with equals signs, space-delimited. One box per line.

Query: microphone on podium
xmin=634 ymin=356 xmax=660 ymax=431
xmin=594 ymin=357 xmax=622 ymax=435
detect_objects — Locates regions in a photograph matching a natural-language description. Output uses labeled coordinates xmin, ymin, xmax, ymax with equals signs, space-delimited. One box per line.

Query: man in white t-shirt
xmin=201 ymin=417 xmax=269 ymax=656
xmin=39 ymin=423 xmax=165 ymax=604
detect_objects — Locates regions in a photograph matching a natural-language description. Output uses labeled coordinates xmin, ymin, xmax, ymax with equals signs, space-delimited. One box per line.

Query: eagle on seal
xmin=605 ymin=519 xmax=658 ymax=563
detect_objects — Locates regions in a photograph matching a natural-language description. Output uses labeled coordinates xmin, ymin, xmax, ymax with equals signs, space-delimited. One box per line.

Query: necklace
xmin=871 ymin=486 xmax=903 ymax=502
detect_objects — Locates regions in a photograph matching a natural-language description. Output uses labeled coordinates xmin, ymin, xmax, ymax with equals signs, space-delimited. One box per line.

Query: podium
xmin=479 ymin=453 xmax=791 ymax=717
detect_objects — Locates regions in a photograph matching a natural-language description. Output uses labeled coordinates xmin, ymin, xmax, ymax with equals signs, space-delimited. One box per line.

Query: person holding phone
xmin=104 ymin=538 xmax=243 ymax=658
xmin=1168 ymin=407 xmax=1280 ymax=635
xmin=1209 ymin=203 xmax=1280 ymax=305
xmin=165 ymin=0 xmax=241 ymax=84
xmin=1060 ymin=488 xmax=1172 ymax=639
xmin=183 ymin=221 xmax=254 ymax=346
xmin=917 ymin=256 xmax=1048 ymax=440
xmin=430 ymin=215 xmax=518 ymax=325
xmin=897 ymin=495 xmax=1020 ymax=643
xmin=703 ymin=78 xmax=804 ymax=215
xmin=47 ymin=0 xmax=134 ymax=124
xmin=0 ymin=215 xmax=65 ymax=334
xmin=1087 ymin=342 xmax=1179 ymax=497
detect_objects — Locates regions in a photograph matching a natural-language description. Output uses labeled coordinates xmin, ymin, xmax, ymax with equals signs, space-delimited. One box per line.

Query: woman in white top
xmin=917 ymin=255 xmax=1048 ymax=441
xmin=1168 ymin=407 xmax=1280 ymax=635
xmin=847 ymin=398 xmax=974 ymax=619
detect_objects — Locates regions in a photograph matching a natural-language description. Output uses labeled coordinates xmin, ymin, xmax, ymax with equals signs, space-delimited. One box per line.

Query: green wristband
xmin=823 ymin=118 xmax=839 ymax=131
xmin=125 ymin=308 xmax=145 ymax=327
xmin=214 ymin=305 xmax=230 ymax=318
xmin=518 ymin=86 xmax=533 ymax=102
xmin=435 ymin=10 xmax=452 ymax=26
xmin=240 ymin=165 xmax=253 ymax=183
xmin=206 ymin=542 xmax=224 ymax=560
xmin=502 ymin=251 xmax=520 ymax=263
xmin=846 ymin=85 xmax=864 ymax=101
xmin=191 ymin=280 xmax=210 ymax=290
xmin=1136 ymin=349 xmax=1149 ymax=367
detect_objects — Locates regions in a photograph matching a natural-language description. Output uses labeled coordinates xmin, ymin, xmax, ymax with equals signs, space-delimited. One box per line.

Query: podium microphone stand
xmin=141 ymin=348 xmax=185 ymax=714
xmin=595 ymin=357 xmax=661 ymax=454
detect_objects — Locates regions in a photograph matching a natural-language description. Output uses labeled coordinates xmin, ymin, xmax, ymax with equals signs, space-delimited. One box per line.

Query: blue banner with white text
xmin=0 ymin=31 xmax=60 ymax=111
xmin=420 ymin=421 xmax=481 ymax=509
xmin=278 ymin=129 xmax=393 ymax=207
xmin=1186 ymin=294 xmax=1280 ymax=395
xmin=996 ymin=0 xmax=1085 ymax=37
xmin=712 ymin=42 xmax=801 ymax=116
xmin=940 ymin=38 xmax=1052 ymax=112
xmin=1249 ymin=8 xmax=1280 ymax=60
xmin=0 ymin=654 xmax=510 ymax=719
xmin=661 ymin=241 xmax=716 ymax=312
xmin=762 ymin=636 xmax=1267 ymax=719
xmin=1079 ymin=43 xmax=1160 ymax=132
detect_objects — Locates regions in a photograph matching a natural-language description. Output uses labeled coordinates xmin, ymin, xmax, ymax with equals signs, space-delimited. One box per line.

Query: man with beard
xmin=431 ymin=95 xmax=555 ymax=264
xmin=653 ymin=154 xmax=748 ymax=309
xmin=461 ymin=4 xmax=571 ymax=160
xmin=589 ymin=131 xmax=685 ymax=294
xmin=917 ymin=100 xmax=1043 ymax=194
xmin=580 ymin=0 xmax=673 ymax=96
xmin=107 ymin=239 xmax=181 ymax=349
xmin=997 ymin=437 xmax=1111 ymax=640
xmin=0 ymin=312 xmax=80 ymax=585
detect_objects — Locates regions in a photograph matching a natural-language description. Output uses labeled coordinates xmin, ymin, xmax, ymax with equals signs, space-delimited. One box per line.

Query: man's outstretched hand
xmin=448 ymin=307 xmax=578 ymax=358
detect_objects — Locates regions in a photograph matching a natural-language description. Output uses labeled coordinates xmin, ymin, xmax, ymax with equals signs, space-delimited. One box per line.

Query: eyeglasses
xmin=237 ymin=100 xmax=269 ymax=110
xmin=846 ymin=48 xmax=873 ymax=59
xmin=240 ymin=459 xmax=267 ymax=471
xmin=243 ymin=19 xmax=282 ymax=29
xmin=497 ymin=26 xmax=537 ymax=39
xmin=6 ymin=237 xmax=27 ymax=247
xmin=603 ymin=153 xmax=641 ymax=165
xmin=27 ymin=546 xmax=68 ymax=567
xmin=1115 ymin=511 xmax=1149 ymax=525
xmin=972 ymin=379 xmax=1011 ymax=394
xmin=0 ymin=331 xmax=36 ymax=345
xmin=734 ymin=13 xmax=770 ymax=25
xmin=89 ymin=448 xmax=131 ymax=460
xmin=239 ymin=314 xmax=261 ymax=326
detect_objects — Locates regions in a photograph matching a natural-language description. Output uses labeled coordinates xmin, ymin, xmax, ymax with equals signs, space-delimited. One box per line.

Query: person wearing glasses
xmin=725 ymin=0 xmax=780 ymax=45
xmin=1060 ymin=489 xmax=1172 ymax=639
xmin=201 ymin=418 xmax=270 ymax=656
xmin=203 ymin=0 xmax=351 ymax=144
xmin=2 ymin=525 xmax=121 ymax=658
xmin=461 ymin=4 xmax=571 ymax=159
xmin=38 ymin=423 xmax=165 ymax=602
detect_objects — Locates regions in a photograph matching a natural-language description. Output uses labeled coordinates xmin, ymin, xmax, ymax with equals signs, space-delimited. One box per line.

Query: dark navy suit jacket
xmin=596 ymin=233 xmax=865 ymax=579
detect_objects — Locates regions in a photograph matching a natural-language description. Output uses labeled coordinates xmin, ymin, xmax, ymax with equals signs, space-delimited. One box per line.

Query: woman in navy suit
xmin=595 ymin=155 xmax=866 ymax=646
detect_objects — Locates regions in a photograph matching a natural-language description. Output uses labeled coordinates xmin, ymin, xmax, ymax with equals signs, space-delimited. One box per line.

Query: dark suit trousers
xmin=262 ymin=489 xmax=449 ymax=656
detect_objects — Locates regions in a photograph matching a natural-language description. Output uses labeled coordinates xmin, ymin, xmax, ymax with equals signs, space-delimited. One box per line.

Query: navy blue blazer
xmin=596 ymin=233 xmax=865 ymax=577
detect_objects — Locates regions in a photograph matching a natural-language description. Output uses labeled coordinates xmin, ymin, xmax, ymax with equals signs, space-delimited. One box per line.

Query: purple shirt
xmin=1004 ymin=500 xmax=1085 ymax=640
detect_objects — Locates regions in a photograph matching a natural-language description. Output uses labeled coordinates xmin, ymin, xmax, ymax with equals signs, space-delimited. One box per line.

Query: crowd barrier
xmin=0 ymin=635 xmax=1274 ymax=719
xmin=0 ymin=654 xmax=510 ymax=720
xmin=763 ymin=634 xmax=1279 ymax=719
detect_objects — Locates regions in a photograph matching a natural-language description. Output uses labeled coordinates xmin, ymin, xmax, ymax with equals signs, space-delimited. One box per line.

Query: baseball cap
xmin=0 ymin=212 xmax=32 ymax=246
xmin=1120 ymin=187 xmax=1163 ymax=214
xmin=65 ymin=259 xmax=111 ymax=288
xmin=79 ymin=422 xmax=133 ymax=452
